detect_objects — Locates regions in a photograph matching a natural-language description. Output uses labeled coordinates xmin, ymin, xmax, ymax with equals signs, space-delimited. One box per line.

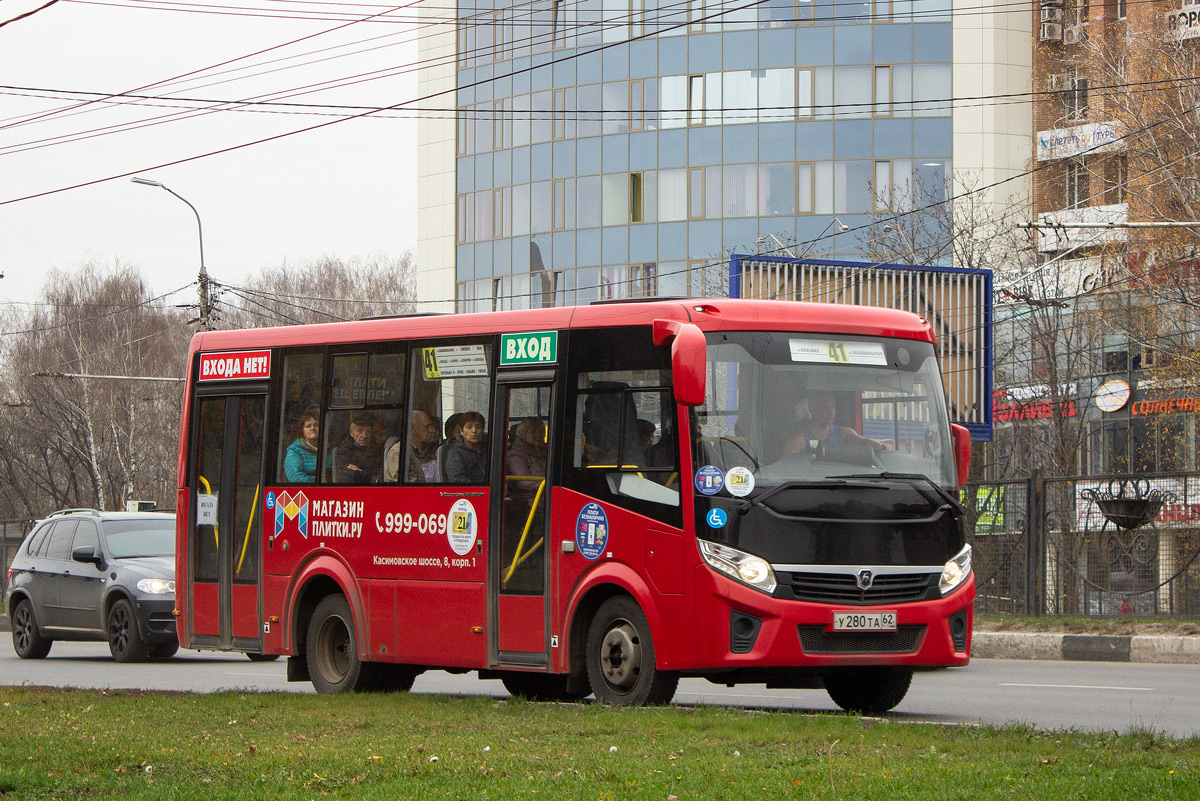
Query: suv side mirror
xmin=72 ymin=546 xmax=103 ymax=567
xmin=950 ymin=424 xmax=971 ymax=487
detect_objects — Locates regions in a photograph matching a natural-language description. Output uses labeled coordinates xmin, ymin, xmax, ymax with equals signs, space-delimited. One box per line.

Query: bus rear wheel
xmin=586 ymin=596 xmax=678 ymax=706
xmin=307 ymin=595 xmax=370 ymax=693
xmin=824 ymin=667 xmax=913 ymax=714
xmin=501 ymin=672 xmax=589 ymax=702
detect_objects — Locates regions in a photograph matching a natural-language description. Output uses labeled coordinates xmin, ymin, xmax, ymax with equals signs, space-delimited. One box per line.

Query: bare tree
xmin=214 ymin=251 xmax=418 ymax=329
xmin=0 ymin=262 xmax=191 ymax=516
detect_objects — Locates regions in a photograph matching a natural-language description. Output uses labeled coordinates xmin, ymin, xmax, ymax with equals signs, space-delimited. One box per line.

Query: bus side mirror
xmin=951 ymin=424 xmax=971 ymax=487
xmin=652 ymin=319 xmax=706 ymax=406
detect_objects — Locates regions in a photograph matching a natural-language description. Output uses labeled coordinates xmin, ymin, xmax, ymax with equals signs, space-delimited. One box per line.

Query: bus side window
xmin=277 ymin=352 xmax=324 ymax=484
xmin=405 ymin=339 xmax=494 ymax=484
xmin=565 ymin=327 xmax=681 ymax=527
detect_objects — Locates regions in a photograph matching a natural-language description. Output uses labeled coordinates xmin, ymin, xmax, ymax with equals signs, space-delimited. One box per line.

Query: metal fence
xmin=965 ymin=473 xmax=1200 ymax=617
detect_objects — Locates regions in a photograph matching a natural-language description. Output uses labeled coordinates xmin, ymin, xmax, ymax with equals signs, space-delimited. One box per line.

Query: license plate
xmin=832 ymin=611 xmax=897 ymax=631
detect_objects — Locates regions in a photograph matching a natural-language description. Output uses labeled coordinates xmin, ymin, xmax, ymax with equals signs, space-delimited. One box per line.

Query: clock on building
xmin=1095 ymin=378 xmax=1131 ymax=412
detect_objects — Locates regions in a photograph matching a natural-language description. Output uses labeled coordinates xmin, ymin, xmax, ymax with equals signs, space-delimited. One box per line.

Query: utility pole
xmin=131 ymin=177 xmax=212 ymax=330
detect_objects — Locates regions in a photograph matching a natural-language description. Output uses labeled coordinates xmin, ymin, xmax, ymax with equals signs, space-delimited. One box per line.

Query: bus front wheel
xmin=306 ymin=594 xmax=370 ymax=693
xmin=824 ymin=667 xmax=913 ymax=714
xmin=586 ymin=596 xmax=678 ymax=706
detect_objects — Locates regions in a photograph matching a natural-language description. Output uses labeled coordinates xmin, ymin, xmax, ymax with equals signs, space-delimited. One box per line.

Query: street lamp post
xmin=131 ymin=177 xmax=212 ymax=330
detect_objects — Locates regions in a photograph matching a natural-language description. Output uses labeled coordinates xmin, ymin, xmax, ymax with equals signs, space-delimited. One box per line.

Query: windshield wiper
xmin=734 ymin=478 xmax=885 ymax=516
xmin=830 ymin=472 xmax=965 ymax=515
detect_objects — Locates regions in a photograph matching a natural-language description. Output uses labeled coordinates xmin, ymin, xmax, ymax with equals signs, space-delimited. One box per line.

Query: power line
xmin=0 ymin=0 xmax=61 ymax=28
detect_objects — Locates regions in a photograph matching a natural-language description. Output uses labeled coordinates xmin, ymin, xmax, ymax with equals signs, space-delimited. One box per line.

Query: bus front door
xmin=190 ymin=392 xmax=266 ymax=651
xmin=490 ymin=376 xmax=555 ymax=669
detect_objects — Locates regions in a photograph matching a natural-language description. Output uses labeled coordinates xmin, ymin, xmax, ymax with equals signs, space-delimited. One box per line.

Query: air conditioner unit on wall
xmin=1063 ymin=25 xmax=1084 ymax=45
xmin=1040 ymin=8 xmax=1063 ymax=22
xmin=1040 ymin=22 xmax=1063 ymax=42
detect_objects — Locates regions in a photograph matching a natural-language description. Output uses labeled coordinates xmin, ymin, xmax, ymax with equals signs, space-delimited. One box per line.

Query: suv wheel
xmin=108 ymin=599 xmax=150 ymax=663
xmin=12 ymin=599 xmax=52 ymax=659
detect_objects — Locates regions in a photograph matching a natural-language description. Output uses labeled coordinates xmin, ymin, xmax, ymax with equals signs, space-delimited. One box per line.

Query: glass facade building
xmin=418 ymin=1 xmax=1025 ymax=311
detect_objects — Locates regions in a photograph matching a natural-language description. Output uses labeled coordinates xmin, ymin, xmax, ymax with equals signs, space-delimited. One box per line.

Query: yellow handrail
xmin=236 ymin=484 xmax=259 ymax=577
xmin=502 ymin=477 xmax=546 ymax=586
xmin=198 ymin=475 xmax=218 ymax=547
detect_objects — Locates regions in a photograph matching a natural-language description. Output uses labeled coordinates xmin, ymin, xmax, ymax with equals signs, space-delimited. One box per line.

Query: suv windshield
xmin=697 ymin=332 xmax=956 ymax=488
xmin=103 ymin=519 xmax=175 ymax=558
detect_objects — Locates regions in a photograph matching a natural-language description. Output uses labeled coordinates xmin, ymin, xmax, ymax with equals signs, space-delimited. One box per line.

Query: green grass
xmin=0 ymin=687 xmax=1195 ymax=800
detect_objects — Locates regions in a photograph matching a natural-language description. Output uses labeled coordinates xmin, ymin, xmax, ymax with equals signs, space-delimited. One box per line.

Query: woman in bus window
xmin=445 ymin=411 xmax=487 ymax=484
xmin=284 ymin=409 xmax=320 ymax=483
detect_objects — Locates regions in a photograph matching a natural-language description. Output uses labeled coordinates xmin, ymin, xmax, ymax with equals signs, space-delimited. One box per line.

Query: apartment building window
xmin=630 ymin=79 xmax=645 ymax=132
xmin=629 ymin=0 xmax=644 ymax=36
xmin=688 ymin=75 xmax=705 ymax=126
xmin=1065 ymin=75 xmax=1088 ymax=121
xmin=630 ymin=263 xmax=657 ymax=297
xmin=456 ymin=195 xmax=467 ymax=243
xmin=874 ymin=160 xmax=893 ymax=211
xmin=457 ymin=111 xmax=469 ymax=157
xmin=553 ymin=0 xmax=567 ymax=49
xmin=494 ymin=99 xmax=510 ymax=150
xmin=553 ymin=89 xmax=567 ymax=140
xmin=1106 ymin=155 xmax=1128 ymax=204
xmin=688 ymin=168 xmax=705 ymax=219
xmin=762 ymin=0 xmax=794 ymax=27
xmin=874 ymin=66 xmax=892 ymax=116
xmin=689 ymin=0 xmax=705 ymax=32
xmin=1065 ymin=160 xmax=1087 ymax=209
xmin=797 ymin=163 xmax=814 ymax=214
xmin=493 ymin=10 xmax=506 ymax=61
xmin=1115 ymin=0 xmax=1126 ymax=19
xmin=797 ymin=68 xmax=814 ymax=117
xmin=874 ymin=0 xmax=892 ymax=20
xmin=553 ymin=180 xmax=567 ymax=231
xmin=630 ymin=172 xmax=645 ymax=223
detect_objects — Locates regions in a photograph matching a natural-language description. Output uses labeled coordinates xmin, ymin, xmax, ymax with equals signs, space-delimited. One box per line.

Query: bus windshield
xmin=697 ymin=332 xmax=957 ymax=490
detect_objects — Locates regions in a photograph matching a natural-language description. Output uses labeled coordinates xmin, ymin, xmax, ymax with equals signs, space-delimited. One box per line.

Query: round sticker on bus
xmin=725 ymin=466 xmax=755 ymax=497
xmin=448 ymin=499 xmax=478 ymax=556
xmin=695 ymin=465 xmax=724 ymax=496
xmin=575 ymin=502 xmax=609 ymax=561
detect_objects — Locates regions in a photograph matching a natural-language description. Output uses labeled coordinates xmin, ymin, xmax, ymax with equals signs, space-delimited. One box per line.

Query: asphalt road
xmin=3 ymin=642 xmax=1198 ymax=737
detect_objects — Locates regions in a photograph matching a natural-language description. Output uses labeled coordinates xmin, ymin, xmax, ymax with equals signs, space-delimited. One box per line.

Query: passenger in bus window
xmin=445 ymin=411 xmax=487 ymax=484
xmin=335 ymin=412 xmax=384 ymax=483
xmin=506 ymin=417 xmax=547 ymax=501
xmin=384 ymin=410 xmax=440 ymax=483
xmin=284 ymin=409 xmax=320 ymax=483
xmin=785 ymin=391 xmax=887 ymax=455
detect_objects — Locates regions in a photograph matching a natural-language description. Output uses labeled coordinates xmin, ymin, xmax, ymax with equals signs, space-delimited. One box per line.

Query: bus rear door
xmin=189 ymin=391 xmax=266 ymax=651
xmin=489 ymin=372 xmax=556 ymax=669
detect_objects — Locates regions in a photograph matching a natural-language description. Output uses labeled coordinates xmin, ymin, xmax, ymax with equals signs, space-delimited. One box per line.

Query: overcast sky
xmin=0 ymin=0 xmax=418 ymax=308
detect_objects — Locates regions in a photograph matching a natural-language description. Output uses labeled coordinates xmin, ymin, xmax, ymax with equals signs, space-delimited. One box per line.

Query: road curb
xmin=972 ymin=631 xmax=1200 ymax=664
xmin=3 ymin=614 xmax=1197 ymax=663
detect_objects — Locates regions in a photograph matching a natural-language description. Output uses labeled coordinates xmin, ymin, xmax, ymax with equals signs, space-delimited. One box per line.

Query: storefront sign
xmin=1166 ymin=9 xmax=1200 ymax=42
xmin=1130 ymin=397 xmax=1200 ymax=415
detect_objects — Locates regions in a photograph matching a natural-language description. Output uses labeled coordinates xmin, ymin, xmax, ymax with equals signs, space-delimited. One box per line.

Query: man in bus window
xmin=785 ymin=391 xmax=887 ymax=454
xmin=385 ymin=410 xmax=439 ymax=483
xmin=335 ymin=412 xmax=384 ymax=483
xmin=445 ymin=411 xmax=487 ymax=484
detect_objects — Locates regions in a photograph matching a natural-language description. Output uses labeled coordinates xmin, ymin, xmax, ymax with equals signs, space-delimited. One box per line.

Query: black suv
xmin=6 ymin=509 xmax=178 ymax=662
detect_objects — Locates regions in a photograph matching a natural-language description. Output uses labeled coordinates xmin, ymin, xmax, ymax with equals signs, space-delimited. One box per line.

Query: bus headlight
xmin=699 ymin=540 xmax=777 ymax=595
xmin=939 ymin=545 xmax=972 ymax=596
xmin=137 ymin=578 xmax=175 ymax=595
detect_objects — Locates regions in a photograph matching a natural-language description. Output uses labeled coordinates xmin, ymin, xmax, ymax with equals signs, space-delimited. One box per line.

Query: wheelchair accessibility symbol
xmin=707 ymin=508 xmax=728 ymax=529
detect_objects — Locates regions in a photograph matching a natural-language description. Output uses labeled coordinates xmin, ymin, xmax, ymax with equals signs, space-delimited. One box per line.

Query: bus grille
xmin=797 ymin=624 xmax=925 ymax=655
xmin=781 ymin=571 xmax=938 ymax=605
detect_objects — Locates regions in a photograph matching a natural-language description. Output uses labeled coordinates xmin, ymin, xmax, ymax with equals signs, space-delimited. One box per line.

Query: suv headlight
xmin=939 ymin=544 xmax=972 ymax=596
xmin=137 ymin=578 xmax=175 ymax=595
xmin=699 ymin=540 xmax=777 ymax=595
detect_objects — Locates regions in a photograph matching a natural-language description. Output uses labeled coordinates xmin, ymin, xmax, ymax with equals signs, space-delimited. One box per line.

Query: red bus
xmin=175 ymin=298 xmax=973 ymax=712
